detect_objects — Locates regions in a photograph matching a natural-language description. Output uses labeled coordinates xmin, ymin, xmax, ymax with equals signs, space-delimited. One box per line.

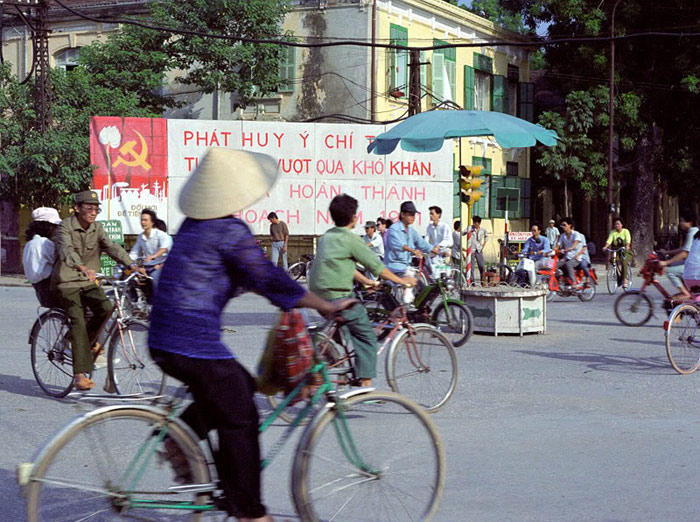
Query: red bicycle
xmin=615 ymin=252 xmax=688 ymax=326
xmin=537 ymin=251 xmax=597 ymax=302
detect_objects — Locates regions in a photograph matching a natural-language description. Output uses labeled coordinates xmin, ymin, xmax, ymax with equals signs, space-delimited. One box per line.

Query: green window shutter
xmin=279 ymin=46 xmax=295 ymax=93
xmin=521 ymin=178 xmax=531 ymax=219
xmin=463 ymin=65 xmax=474 ymax=110
xmin=389 ymin=24 xmax=408 ymax=97
xmin=446 ymin=60 xmax=456 ymax=102
xmin=518 ymin=82 xmax=534 ymax=122
xmin=432 ymin=52 xmax=444 ymax=103
xmin=492 ymin=75 xmax=506 ymax=113
xmin=420 ymin=51 xmax=428 ymax=100
xmin=489 ymin=176 xmax=505 ymax=219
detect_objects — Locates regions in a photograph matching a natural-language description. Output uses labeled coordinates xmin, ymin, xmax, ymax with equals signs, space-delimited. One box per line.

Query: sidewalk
xmin=0 ymin=274 xmax=30 ymax=287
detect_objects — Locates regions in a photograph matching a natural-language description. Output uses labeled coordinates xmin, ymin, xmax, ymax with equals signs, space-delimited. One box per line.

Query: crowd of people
xmin=19 ymin=147 xmax=700 ymax=521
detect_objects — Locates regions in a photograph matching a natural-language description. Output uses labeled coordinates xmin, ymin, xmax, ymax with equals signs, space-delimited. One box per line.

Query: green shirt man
xmin=308 ymin=194 xmax=415 ymax=386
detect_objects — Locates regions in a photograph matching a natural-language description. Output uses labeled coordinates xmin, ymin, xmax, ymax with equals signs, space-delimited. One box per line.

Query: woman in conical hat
xmin=148 ymin=148 xmax=352 ymax=521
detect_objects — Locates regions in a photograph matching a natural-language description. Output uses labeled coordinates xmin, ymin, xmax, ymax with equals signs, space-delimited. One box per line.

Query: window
xmin=432 ymin=39 xmax=456 ymax=104
xmin=474 ymin=71 xmax=491 ymax=111
xmin=506 ymin=162 xmax=519 ymax=176
xmin=519 ymin=83 xmax=534 ymax=122
xmin=507 ymin=65 xmax=519 ymax=116
xmin=278 ymin=46 xmax=296 ymax=93
xmin=388 ymin=24 xmax=408 ymax=97
xmin=472 ymin=52 xmax=493 ymax=111
xmin=54 ymin=48 xmax=80 ymax=71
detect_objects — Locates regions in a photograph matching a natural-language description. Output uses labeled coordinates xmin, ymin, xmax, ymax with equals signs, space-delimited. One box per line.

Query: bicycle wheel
xmin=30 ymin=310 xmax=74 ymax=398
xmin=614 ymin=291 xmax=653 ymax=326
xmin=665 ymin=304 xmax=700 ymax=375
xmin=388 ymin=324 xmax=458 ymax=413
xmin=577 ymin=280 xmax=596 ymax=302
xmin=288 ymin=262 xmax=306 ymax=281
xmin=291 ymin=391 xmax=445 ymax=522
xmin=108 ymin=319 xmax=166 ymax=396
xmin=431 ymin=301 xmax=474 ymax=347
xmin=606 ymin=264 xmax=618 ymax=294
xmin=25 ymin=406 xmax=212 ymax=521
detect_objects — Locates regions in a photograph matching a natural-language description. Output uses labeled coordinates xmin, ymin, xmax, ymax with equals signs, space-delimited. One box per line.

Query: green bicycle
xmin=19 ymin=317 xmax=446 ymax=521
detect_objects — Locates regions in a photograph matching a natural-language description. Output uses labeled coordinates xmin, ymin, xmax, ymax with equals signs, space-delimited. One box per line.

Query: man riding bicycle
xmin=52 ymin=190 xmax=140 ymax=391
xmin=384 ymin=201 xmax=439 ymax=276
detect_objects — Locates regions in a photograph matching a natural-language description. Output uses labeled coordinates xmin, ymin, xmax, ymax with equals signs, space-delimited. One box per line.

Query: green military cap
xmin=75 ymin=190 xmax=100 ymax=204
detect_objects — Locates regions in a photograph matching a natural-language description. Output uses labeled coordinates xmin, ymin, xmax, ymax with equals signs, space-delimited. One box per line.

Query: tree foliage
xmin=0 ymin=64 xmax=154 ymax=208
xmin=150 ymin=0 xmax=290 ymax=105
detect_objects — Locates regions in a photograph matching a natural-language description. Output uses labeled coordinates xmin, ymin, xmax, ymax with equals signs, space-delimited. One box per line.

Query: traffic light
xmin=459 ymin=165 xmax=483 ymax=205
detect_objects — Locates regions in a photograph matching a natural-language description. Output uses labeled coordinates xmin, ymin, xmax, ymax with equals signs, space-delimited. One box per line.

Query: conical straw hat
xmin=179 ymin=148 xmax=279 ymax=219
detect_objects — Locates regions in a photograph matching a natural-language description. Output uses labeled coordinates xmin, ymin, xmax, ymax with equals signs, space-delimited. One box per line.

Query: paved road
xmin=1 ymin=282 xmax=699 ymax=521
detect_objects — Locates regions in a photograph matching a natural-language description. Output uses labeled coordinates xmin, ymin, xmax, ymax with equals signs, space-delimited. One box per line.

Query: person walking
xmin=267 ymin=212 xmax=289 ymax=271
xmin=52 ymin=190 xmax=139 ymax=391
xmin=23 ymin=207 xmax=62 ymax=307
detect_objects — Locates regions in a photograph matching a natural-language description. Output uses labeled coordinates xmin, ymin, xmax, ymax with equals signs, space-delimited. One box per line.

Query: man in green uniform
xmin=308 ymin=194 xmax=415 ymax=386
xmin=52 ymin=190 xmax=139 ymax=391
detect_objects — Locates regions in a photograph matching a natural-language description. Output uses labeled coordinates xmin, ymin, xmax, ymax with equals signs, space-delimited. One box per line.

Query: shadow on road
xmin=549 ymin=318 xmax=658 ymax=328
xmin=514 ymin=350 xmax=673 ymax=374
xmin=0 ymin=373 xmax=61 ymax=401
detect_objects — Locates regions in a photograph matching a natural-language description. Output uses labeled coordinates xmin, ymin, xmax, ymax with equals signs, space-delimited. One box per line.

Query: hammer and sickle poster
xmin=90 ymin=117 xmax=168 ymax=234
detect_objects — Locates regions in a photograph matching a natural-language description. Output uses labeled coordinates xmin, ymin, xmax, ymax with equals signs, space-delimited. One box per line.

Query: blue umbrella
xmin=367 ymin=110 xmax=558 ymax=154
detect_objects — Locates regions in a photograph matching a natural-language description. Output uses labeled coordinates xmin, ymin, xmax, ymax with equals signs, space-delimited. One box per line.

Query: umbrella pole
xmin=458 ymin=138 xmax=464 ymax=283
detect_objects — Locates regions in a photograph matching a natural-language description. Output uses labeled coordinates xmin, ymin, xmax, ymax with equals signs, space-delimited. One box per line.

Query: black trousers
xmin=149 ymin=349 xmax=266 ymax=519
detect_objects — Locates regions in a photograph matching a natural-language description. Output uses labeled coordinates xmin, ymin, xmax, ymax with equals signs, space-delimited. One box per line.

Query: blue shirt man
xmin=384 ymin=201 xmax=438 ymax=274
xmin=521 ymin=230 xmax=552 ymax=262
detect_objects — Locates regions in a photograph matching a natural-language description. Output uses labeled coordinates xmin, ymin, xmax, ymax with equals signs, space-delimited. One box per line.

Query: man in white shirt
xmin=426 ymin=206 xmax=453 ymax=266
xmin=546 ymin=219 xmax=559 ymax=248
xmin=23 ymin=207 xmax=62 ymax=307
xmin=362 ymin=220 xmax=384 ymax=260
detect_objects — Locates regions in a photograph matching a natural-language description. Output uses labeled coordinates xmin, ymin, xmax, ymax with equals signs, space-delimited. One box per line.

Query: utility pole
xmin=0 ymin=0 xmax=50 ymax=130
xmin=33 ymin=0 xmax=51 ymax=131
xmin=407 ymin=49 xmax=423 ymax=116
xmin=607 ymin=0 xmax=623 ymax=231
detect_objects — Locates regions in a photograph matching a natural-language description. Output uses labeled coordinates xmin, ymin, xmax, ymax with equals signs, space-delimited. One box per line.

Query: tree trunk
xmin=630 ymin=124 xmax=660 ymax=266
xmin=563 ymin=176 xmax=569 ymax=217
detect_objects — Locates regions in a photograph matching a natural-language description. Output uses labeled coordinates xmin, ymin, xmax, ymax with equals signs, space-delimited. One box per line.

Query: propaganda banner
xmin=91 ymin=117 xmax=454 ymax=235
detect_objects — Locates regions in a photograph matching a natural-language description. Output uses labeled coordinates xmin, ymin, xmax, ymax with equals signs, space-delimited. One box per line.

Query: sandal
xmin=91 ymin=342 xmax=104 ymax=356
xmin=74 ymin=375 xmax=95 ymax=391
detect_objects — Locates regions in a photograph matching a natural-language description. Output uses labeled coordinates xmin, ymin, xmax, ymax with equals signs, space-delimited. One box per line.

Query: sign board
xmin=508 ymin=231 xmax=532 ymax=242
xmin=90 ymin=117 xmax=454 ymax=236
xmin=98 ymin=220 xmax=124 ymax=277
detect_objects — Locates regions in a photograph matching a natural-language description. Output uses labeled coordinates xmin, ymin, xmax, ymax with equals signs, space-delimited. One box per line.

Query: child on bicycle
xmin=308 ymin=194 xmax=416 ymax=387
